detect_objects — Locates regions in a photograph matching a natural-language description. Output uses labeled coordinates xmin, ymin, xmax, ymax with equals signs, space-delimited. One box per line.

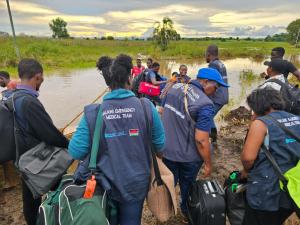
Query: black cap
xmin=264 ymin=59 xmax=285 ymax=74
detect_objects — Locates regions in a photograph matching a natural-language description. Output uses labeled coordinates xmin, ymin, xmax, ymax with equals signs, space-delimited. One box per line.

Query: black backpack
xmin=0 ymin=97 xmax=16 ymax=163
xmin=131 ymin=70 xmax=148 ymax=97
xmin=0 ymin=91 xmax=28 ymax=163
xmin=266 ymin=79 xmax=300 ymax=115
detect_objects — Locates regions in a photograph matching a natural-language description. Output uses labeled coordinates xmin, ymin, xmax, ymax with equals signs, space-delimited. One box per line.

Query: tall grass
xmin=0 ymin=37 xmax=299 ymax=71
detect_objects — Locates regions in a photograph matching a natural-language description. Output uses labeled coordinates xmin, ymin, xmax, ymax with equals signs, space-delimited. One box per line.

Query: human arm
xmin=286 ymin=61 xmax=300 ymax=81
xmin=68 ymin=115 xmax=91 ymax=160
xmin=24 ymin=98 xmax=69 ymax=148
xmin=194 ymin=104 xmax=215 ymax=177
xmin=149 ymin=71 xmax=169 ymax=85
xmin=292 ymin=70 xmax=300 ymax=81
xmin=241 ymin=119 xmax=267 ymax=172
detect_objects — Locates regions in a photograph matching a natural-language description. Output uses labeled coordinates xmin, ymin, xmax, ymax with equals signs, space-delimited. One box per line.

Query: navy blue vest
xmin=74 ymin=96 xmax=153 ymax=202
xmin=162 ymin=82 xmax=213 ymax=162
xmin=246 ymin=111 xmax=300 ymax=211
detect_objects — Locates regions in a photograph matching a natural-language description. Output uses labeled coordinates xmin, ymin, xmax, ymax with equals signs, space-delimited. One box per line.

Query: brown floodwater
xmin=39 ymin=56 xmax=300 ymax=129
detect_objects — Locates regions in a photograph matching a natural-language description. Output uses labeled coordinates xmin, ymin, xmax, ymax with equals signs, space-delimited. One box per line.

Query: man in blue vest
xmin=206 ymin=45 xmax=229 ymax=143
xmin=162 ymin=68 xmax=229 ymax=219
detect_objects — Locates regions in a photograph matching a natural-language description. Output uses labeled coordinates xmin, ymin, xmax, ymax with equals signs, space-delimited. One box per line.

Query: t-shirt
xmin=281 ymin=60 xmax=297 ymax=78
xmin=131 ymin=66 xmax=145 ymax=78
xmin=260 ymin=74 xmax=286 ymax=91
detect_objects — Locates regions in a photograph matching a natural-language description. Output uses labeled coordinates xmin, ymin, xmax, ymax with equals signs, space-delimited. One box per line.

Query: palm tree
xmin=153 ymin=17 xmax=180 ymax=51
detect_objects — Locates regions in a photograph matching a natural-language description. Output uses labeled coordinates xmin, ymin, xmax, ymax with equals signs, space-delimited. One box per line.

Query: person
xmin=241 ymin=87 xmax=300 ymax=225
xmin=0 ymin=71 xmax=19 ymax=99
xmin=162 ymin=68 xmax=229 ymax=220
xmin=5 ymin=59 xmax=69 ymax=225
xmin=146 ymin=58 xmax=153 ymax=70
xmin=160 ymin=65 xmax=191 ymax=101
xmin=131 ymin=58 xmax=145 ymax=78
xmin=145 ymin=62 xmax=168 ymax=106
xmin=205 ymin=45 xmax=229 ymax=142
xmin=263 ymin=47 xmax=300 ymax=81
xmin=68 ymin=54 xmax=165 ymax=225
xmin=173 ymin=65 xmax=191 ymax=84
xmin=260 ymin=59 xmax=288 ymax=91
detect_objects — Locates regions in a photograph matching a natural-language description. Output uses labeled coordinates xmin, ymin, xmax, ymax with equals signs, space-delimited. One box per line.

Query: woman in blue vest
xmin=241 ymin=87 xmax=300 ymax=225
xmin=68 ymin=54 xmax=165 ymax=225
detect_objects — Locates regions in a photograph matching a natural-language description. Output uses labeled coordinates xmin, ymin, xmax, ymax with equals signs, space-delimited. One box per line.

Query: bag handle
xmin=88 ymin=105 xmax=103 ymax=171
xmin=140 ymin=98 xmax=163 ymax=186
xmin=265 ymin=115 xmax=300 ymax=143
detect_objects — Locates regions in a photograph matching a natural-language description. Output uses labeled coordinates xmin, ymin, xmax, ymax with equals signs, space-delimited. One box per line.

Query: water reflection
xmin=40 ymin=56 xmax=299 ymax=128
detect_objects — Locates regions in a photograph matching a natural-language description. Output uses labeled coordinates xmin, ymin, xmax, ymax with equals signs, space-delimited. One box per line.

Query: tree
xmin=152 ymin=17 xmax=180 ymax=51
xmin=107 ymin=36 xmax=114 ymax=40
xmin=49 ymin=17 xmax=69 ymax=38
xmin=287 ymin=19 xmax=300 ymax=44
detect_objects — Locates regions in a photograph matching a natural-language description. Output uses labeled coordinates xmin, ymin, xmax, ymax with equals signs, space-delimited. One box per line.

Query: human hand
xmin=202 ymin=161 xmax=212 ymax=178
xmin=240 ymin=169 xmax=248 ymax=179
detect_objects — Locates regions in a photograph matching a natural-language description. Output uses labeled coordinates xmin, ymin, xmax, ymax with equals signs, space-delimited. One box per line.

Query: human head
xmin=0 ymin=71 xmax=10 ymax=87
xmin=18 ymin=59 xmax=44 ymax=91
xmin=147 ymin=58 xmax=153 ymax=69
xmin=265 ymin=59 xmax=285 ymax=77
xmin=172 ymin=72 xmax=179 ymax=77
xmin=136 ymin=58 xmax=142 ymax=67
xmin=206 ymin=44 xmax=219 ymax=63
xmin=196 ymin=68 xmax=229 ymax=96
xmin=152 ymin=62 xmax=160 ymax=73
xmin=98 ymin=54 xmax=133 ymax=90
xmin=96 ymin=56 xmax=113 ymax=86
xmin=271 ymin=47 xmax=285 ymax=59
xmin=247 ymin=87 xmax=285 ymax=116
xmin=179 ymin=65 xmax=187 ymax=76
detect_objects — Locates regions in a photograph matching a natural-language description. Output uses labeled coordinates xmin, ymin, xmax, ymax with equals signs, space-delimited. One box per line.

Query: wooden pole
xmin=6 ymin=0 xmax=20 ymax=59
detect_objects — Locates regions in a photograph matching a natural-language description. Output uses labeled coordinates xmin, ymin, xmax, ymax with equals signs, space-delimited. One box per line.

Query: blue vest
xmin=246 ymin=111 xmax=300 ymax=211
xmin=209 ymin=59 xmax=229 ymax=105
xmin=162 ymin=82 xmax=213 ymax=162
xmin=74 ymin=97 xmax=153 ymax=202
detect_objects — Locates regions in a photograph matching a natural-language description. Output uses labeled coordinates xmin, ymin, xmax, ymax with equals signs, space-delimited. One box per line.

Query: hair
xmin=206 ymin=44 xmax=219 ymax=56
xmin=0 ymin=71 xmax=10 ymax=79
xmin=96 ymin=56 xmax=113 ymax=86
xmin=152 ymin=62 xmax=160 ymax=68
xmin=147 ymin=58 xmax=153 ymax=63
xmin=247 ymin=87 xmax=285 ymax=116
xmin=272 ymin=47 xmax=285 ymax=57
xmin=98 ymin=54 xmax=133 ymax=90
xmin=179 ymin=64 xmax=187 ymax=70
xmin=18 ymin=59 xmax=43 ymax=80
xmin=172 ymin=72 xmax=179 ymax=76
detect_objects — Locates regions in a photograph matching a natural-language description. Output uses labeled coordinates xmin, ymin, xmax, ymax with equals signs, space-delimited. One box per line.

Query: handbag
xmin=261 ymin=115 xmax=300 ymax=218
xmin=138 ymin=82 xmax=161 ymax=97
xmin=140 ymin=98 xmax=177 ymax=222
xmin=10 ymin=93 xmax=73 ymax=199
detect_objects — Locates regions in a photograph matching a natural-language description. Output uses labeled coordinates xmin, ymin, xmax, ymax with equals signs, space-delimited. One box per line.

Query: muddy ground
xmin=0 ymin=107 xmax=299 ymax=225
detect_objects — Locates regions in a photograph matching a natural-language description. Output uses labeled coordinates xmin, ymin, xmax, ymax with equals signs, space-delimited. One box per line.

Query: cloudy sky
xmin=0 ymin=0 xmax=299 ymax=38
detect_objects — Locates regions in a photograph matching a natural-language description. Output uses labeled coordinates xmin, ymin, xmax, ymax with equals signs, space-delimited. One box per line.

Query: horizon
xmin=0 ymin=0 xmax=299 ymax=38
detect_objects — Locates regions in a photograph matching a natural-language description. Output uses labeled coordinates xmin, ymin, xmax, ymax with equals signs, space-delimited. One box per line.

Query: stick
xmin=61 ymin=87 xmax=109 ymax=133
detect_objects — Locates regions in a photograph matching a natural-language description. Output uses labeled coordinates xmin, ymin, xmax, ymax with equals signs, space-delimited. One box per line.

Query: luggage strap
xmin=88 ymin=105 xmax=103 ymax=171
xmin=140 ymin=98 xmax=163 ymax=186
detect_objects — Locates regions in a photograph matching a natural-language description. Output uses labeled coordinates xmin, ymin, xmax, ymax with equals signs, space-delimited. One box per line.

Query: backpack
xmin=0 ymin=98 xmax=15 ymax=163
xmin=0 ymin=91 xmax=28 ymax=163
xmin=131 ymin=70 xmax=148 ymax=97
xmin=266 ymin=79 xmax=300 ymax=115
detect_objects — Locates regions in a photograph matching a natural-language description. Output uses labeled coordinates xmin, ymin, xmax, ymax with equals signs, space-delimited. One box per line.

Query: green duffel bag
xmin=38 ymin=174 xmax=74 ymax=225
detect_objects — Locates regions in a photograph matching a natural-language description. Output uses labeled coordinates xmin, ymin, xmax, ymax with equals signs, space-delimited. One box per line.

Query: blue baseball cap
xmin=196 ymin=68 xmax=229 ymax=87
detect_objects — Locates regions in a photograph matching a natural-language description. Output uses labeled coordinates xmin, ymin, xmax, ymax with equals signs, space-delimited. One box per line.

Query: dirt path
xmin=0 ymin=107 xmax=299 ymax=225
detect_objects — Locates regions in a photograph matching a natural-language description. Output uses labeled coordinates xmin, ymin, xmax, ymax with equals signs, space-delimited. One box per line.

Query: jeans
xmin=211 ymin=103 xmax=224 ymax=129
xmin=22 ymin=179 xmax=41 ymax=225
xmin=110 ymin=200 xmax=144 ymax=225
xmin=163 ymin=158 xmax=202 ymax=214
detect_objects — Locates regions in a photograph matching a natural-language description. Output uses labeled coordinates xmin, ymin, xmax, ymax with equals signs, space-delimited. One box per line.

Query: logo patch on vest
xmin=129 ymin=129 xmax=139 ymax=137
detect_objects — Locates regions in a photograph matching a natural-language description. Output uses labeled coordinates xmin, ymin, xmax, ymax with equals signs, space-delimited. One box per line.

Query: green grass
xmin=0 ymin=37 xmax=299 ymax=72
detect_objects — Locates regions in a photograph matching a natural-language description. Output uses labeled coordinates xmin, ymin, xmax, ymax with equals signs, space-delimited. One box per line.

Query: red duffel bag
xmin=138 ymin=82 xmax=161 ymax=97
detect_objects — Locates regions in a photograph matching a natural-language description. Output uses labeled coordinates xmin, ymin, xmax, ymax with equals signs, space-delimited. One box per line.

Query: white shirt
xmin=259 ymin=74 xmax=286 ymax=91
